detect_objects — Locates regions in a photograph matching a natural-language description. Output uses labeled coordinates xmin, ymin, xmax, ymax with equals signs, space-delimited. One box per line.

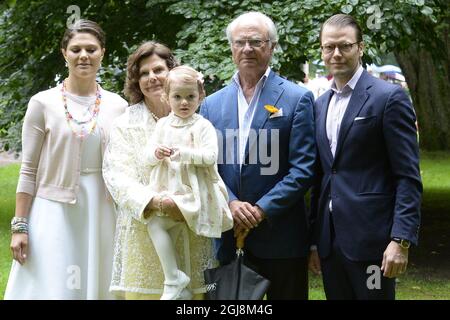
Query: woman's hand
xmin=143 ymin=196 xmax=161 ymax=219
xmin=10 ymin=233 xmax=29 ymax=265
xmin=143 ymin=196 xmax=184 ymax=222
xmin=162 ymin=197 xmax=184 ymax=222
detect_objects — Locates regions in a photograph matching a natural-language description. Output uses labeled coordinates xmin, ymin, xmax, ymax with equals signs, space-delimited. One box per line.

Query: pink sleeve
xmin=16 ymin=97 xmax=46 ymax=195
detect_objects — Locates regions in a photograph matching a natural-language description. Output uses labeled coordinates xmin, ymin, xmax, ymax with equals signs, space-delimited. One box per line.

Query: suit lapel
xmin=222 ymin=84 xmax=240 ymax=172
xmin=222 ymin=84 xmax=239 ymax=131
xmin=318 ymin=90 xmax=334 ymax=167
xmin=332 ymin=71 xmax=371 ymax=163
xmin=246 ymin=72 xmax=283 ymax=160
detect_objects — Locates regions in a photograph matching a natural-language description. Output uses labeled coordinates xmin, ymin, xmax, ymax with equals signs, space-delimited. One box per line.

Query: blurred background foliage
xmin=0 ymin=0 xmax=448 ymax=152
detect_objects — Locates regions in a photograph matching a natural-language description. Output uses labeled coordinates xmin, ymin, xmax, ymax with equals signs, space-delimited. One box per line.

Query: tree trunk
xmin=395 ymin=36 xmax=450 ymax=150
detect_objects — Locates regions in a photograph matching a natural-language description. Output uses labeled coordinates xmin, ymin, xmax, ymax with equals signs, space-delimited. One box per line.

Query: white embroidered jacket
xmin=103 ymin=102 xmax=216 ymax=295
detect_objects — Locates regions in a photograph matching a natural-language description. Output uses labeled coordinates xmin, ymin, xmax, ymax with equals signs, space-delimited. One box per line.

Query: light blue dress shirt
xmin=232 ymin=67 xmax=271 ymax=167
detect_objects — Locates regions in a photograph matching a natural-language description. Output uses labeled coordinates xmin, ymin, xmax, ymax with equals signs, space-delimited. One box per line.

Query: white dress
xmin=147 ymin=112 xmax=233 ymax=238
xmin=4 ymin=93 xmax=117 ymax=300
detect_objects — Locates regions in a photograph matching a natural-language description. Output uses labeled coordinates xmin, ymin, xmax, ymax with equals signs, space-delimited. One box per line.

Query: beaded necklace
xmin=144 ymin=101 xmax=161 ymax=122
xmin=149 ymin=110 xmax=160 ymax=122
xmin=61 ymin=79 xmax=101 ymax=139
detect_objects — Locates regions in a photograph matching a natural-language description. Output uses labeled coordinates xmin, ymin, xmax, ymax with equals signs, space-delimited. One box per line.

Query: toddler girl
xmin=146 ymin=65 xmax=233 ymax=300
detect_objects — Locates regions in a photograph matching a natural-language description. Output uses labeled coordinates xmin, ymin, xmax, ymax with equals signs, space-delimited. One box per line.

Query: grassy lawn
xmin=0 ymin=152 xmax=449 ymax=300
xmin=0 ymin=164 xmax=19 ymax=299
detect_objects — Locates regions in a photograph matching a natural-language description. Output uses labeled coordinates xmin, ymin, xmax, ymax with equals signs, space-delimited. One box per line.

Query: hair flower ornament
xmin=197 ymin=72 xmax=205 ymax=84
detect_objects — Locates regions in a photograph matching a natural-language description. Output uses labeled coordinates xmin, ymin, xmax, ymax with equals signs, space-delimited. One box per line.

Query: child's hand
xmin=169 ymin=147 xmax=180 ymax=161
xmin=155 ymin=145 xmax=173 ymax=159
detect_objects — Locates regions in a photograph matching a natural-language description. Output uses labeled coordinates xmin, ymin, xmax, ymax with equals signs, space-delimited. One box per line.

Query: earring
xmin=65 ymin=60 xmax=68 ymax=67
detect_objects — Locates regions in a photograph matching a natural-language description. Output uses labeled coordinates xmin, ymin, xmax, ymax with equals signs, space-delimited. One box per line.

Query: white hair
xmin=226 ymin=11 xmax=278 ymax=45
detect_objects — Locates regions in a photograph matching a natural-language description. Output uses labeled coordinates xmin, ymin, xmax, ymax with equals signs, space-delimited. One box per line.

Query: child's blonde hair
xmin=162 ymin=65 xmax=206 ymax=104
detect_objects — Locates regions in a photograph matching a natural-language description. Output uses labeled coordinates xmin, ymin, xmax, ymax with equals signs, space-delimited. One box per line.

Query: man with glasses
xmin=309 ymin=14 xmax=422 ymax=299
xmin=201 ymin=11 xmax=315 ymax=299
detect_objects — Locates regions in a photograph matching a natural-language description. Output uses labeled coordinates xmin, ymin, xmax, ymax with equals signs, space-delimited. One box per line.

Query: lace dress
xmin=103 ymin=102 xmax=217 ymax=297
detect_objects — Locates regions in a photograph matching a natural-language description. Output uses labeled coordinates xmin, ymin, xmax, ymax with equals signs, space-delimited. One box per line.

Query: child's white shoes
xmin=177 ymin=288 xmax=193 ymax=300
xmin=161 ymin=270 xmax=191 ymax=300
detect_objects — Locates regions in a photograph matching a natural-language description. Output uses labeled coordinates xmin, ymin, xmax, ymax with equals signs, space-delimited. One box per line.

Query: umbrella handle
xmin=236 ymin=229 xmax=250 ymax=249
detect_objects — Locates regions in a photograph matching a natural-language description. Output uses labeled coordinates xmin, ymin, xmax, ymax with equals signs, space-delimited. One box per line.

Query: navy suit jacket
xmin=311 ymin=70 xmax=422 ymax=261
xmin=201 ymin=71 xmax=316 ymax=262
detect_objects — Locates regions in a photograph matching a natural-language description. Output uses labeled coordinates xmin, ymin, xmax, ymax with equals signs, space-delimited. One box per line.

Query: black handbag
xmin=204 ymin=232 xmax=270 ymax=300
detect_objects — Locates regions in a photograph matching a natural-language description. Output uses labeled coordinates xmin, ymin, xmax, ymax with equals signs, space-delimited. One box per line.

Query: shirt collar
xmin=331 ymin=65 xmax=364 ymax=94
xmin=232 ymin=66 xmax=271 ymax=89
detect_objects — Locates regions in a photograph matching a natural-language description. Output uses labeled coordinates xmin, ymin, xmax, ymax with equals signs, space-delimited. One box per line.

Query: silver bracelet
xmin=11 ymin=217 xmax=29 ymax=234
xmin=11 ymin=217 xmax=28 ymax=224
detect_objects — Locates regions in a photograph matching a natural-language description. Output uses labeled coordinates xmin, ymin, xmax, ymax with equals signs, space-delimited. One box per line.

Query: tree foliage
xmin=0 ymin=0 xmax=448 ymax=152
xmin=169 ymin=0 xmax=443 ymax=80
xmin=0 ymin=0 xmax=184 ymax=153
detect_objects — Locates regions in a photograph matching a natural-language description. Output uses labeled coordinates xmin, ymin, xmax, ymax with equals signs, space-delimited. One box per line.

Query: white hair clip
xmin=197 ymin=72 xmax=204 ymax=84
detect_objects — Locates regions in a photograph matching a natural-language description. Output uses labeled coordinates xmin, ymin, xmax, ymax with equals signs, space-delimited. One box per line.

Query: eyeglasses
xmin=321 ymin=42 xmax=360 ymax=54
xmin=232 ymin=39 xmax=271 ymax=48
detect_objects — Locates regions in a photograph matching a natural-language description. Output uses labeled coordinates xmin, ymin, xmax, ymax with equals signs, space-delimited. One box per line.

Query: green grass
xmin=0 ymin=164 xmax=19 ymax=300
xmin=308 ymin=266 xmax=450 ymax=300
xmin=306 ymin=151 xmax=450 ymax=300
xmin=1 ymin=152 xmax=450 ymax=300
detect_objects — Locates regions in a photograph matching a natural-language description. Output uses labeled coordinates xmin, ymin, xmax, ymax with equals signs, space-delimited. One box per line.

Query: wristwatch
xmin=392 ymin=237 xmax=411 ymax=249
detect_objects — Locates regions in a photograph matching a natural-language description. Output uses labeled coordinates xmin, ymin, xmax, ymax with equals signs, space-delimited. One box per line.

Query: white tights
xmin=147 ymin=215 xmax=183 ymax=283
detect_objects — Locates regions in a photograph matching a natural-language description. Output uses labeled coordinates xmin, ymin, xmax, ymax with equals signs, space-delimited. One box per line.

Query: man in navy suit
xmin=309 ymin=14 xmax=422 ymax=299
xmin=201 ymin=11 xmax=315 ymax=299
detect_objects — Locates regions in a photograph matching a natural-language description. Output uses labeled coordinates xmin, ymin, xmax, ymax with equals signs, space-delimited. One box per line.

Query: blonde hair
xmin=162 ymin=65 xmax=206 ymax=104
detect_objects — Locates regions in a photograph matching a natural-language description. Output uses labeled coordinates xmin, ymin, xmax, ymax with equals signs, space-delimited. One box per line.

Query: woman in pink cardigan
xmin=4 ymin=19 xmax=127 ymax=299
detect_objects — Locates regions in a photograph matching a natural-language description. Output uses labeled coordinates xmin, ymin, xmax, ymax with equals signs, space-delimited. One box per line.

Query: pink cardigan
xmin=16 ymin=85 xmax=127 ymax=203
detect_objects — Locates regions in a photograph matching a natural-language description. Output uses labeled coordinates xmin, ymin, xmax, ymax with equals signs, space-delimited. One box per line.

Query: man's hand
xmin=381 ymin=241 xmax=409 ymax=278
xmin=229 ymin=200 xmax=264 ymax=230
xmin=252 ymin=205 xmax=265 ymax=223
xmin=308 ymin=248 xmax=322 ymax=276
